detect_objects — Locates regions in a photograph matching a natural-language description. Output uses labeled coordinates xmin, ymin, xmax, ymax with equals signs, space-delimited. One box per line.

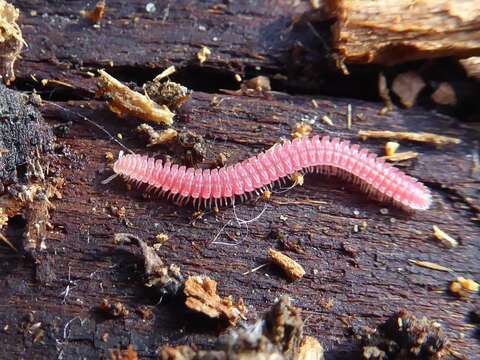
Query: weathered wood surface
xmin=1 ymin=1 xmax=479 ymax=359
xmin=326 ymin=0 xmax=480 ymax=65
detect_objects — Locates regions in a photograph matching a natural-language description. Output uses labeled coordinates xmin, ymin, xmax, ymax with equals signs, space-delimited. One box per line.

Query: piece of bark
xmin=431 ymin=82 xmax=457 ymax=106
xmin=326 ymin=0 xmax=480 ymax=65
xmin=391 ymin=72 xmax=426 ymax=108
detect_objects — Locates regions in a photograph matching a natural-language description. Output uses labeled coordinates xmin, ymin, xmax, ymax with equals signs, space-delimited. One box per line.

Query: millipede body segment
xmin=113 ymin=136 xmax=432 ymax=211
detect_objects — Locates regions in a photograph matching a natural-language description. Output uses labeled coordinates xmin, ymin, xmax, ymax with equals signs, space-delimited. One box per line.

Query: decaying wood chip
xmin=450 ymin=277 xmax=479 ymax=298
xmin=243 ymin=76 xmax=271 ymax=92
xmin=136 ymin=124 xmax=178 ymax=147
xmin=378 ymin=73 xmax=393 ymax=115
xmin=81 ymin=0 xmax=106 ymax=24
xmin=379 ymin=151 xmax=418 ymax=162
xmin=353 ymin=309 xmax=450 ymax=359
xmin=291 ymin=122 xmax=312 ymax=140
xmin=0 ymin=0 xmax=26 ymax=84
xmin=144 ymin=75 xmax=191 ymax=110
xmin=96 ymin=70 xmax=174 ymax=125
xmin=460 ymin=57 xmax=480 ymax=80
xmin=384 ymin=141 xmax=400 ymax=157
xmin=268 ymin=248 xmax=305 ymax=281
xmin=433 ymin=225 xmax=458 ymax=249
xmin=114 ymin=233 xmax=184 ymax=297
xmin=99 ymin=298 xmax=129 ymax=318
xmin=184 ymin=275 xmax=247 ymax=325
xmin=297 ymin=336 xmax=325 ymax=360
xmin=326 ymin=0 xmax=480 ymax=65
xmin=408 ymin=259 xmax=452 ymax=273
xmin=197 ymin=46 xmax=211 ymax=64
xmin=391 ymin=71 xmax=426 ymax=108
xmin=431 ymin=82 xmax=457 ymax=106
xmin=321 ymin=115 xmax=334 ymax=126
xmin=358 ymin=130 xmax=461 ymax=146
xmin=110 ymin=344 xmax=138 ymax=360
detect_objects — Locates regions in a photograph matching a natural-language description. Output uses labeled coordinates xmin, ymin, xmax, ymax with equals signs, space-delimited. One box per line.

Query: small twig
xmin=0 ymin=233 xmax=17 ymax=252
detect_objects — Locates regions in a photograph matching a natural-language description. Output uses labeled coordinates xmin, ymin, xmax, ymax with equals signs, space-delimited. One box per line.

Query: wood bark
xmin=0 ymin=1 xmax=479 ymax=359
xmin=326 ymin=0 xmax=480 ymax=65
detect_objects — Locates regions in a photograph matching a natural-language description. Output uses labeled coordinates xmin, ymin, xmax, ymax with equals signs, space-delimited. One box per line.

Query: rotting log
xmin=0 ymin=0 xmax=479 ymax=359
xmin=1 ymin=89 xmax=479 ymax=358
xmin=326 ymin=0 xmax=480 ymax=65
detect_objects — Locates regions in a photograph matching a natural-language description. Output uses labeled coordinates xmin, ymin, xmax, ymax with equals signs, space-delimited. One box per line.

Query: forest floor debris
xmin=96 ymin=70 xmax=174 ymax=125
xmin=353 ymin=309 xmax=451 ymax=359
xmin=184 ymin=275 xmax=247 ymax=325
xmin=158 ymin=296 xmax=324 ymax=360
xmin=0 ymin=0 xmax=26 ymax=84
xmin=359 ymin=130 xmax=461 ymax=146
xmin=268 ymin=248 xmax=305 ymax=281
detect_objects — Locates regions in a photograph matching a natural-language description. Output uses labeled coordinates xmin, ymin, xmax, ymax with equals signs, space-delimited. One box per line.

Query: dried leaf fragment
xmin=184 ymin=275 xmax=247 ymax=325
xmin=432 ymin=225 xmax=458 ymax=248
xmin=391 ymin=71 xmax=426 ymax=108
xmin=0 ymin=0 xmax=26 ymax=84
xmin=197 ymin=46 xmax=211 ymax=64
xmin=136 ymin=124 xmax=178 ymax=147
xmin=268 ymin=248 xmax=305 ymax=281
xmin=96 ymin=70 xmax=174 ymax=125
xmin=358 ymin=130 xmax=461 ymax=146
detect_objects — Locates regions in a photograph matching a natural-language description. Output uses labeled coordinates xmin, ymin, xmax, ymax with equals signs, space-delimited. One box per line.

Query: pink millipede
xmin=112 ymin=135 xmax=432 ymax=211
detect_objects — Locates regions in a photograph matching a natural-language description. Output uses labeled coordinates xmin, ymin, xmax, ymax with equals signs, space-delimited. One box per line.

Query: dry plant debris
xmin=449 ymin=277 xmax=479 ymax=298
xmin=297 ymin=336 xmax=324 ymax=360
xmin=110 ymin=344 xmax=138 ymax=360
xmin=268 ymin=248 xmax=305 ymax=281
xmin=183 ymin=275 xmax=247 ymax=325
xmin=81 ymin=0 xmax=106 ymax=24
xmin=431 ymin=83 xmax=457 ymax=106
xmin=358 ymin=130 xmax=461 ymax=147
xmin=321 ymin=115 xmax=334 ymax=126
xmin=136 ymin=124 xmax=178 ymax=147
xmin=384 ymin=141 xmax=400 ymax=157
xmin=354 ymin=309 xmax=450 ymax=359
xmin=391 ymin=71 xmax=426 ymax=108
xmin=0 ymin=0 xmax=26 ymax=84
xmin=99 ymin=298 xmax=129 ymax=318
xmin=96 ymin=70 xmax=174 ymax=125
xmin=114 ymin=233 xmax=184 ymax=297
xmin=197 ymin=46 xmax=211 ymax=64
xmin=432 ymin=225 xmax=458 ymax=249
xmin=380 ymin=151 xmax=418 ymax=162
xmin=144 ymin=73 xmax=191 ymax=110
xmin=291 ymin=122 xmax=312 ymax=140
xmin=408 ymin=259 xmax=452 ymax=273
xmin=158 ymin=296 xmax=323 ymax=360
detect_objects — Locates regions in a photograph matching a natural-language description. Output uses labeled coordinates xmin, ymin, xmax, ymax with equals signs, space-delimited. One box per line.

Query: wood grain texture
xmin=327 ymin=0 xmax=480 ymax=65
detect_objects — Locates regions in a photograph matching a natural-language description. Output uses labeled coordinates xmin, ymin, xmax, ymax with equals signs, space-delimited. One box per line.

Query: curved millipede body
xmin=113 ymin=136 xmax=432 ymax=211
